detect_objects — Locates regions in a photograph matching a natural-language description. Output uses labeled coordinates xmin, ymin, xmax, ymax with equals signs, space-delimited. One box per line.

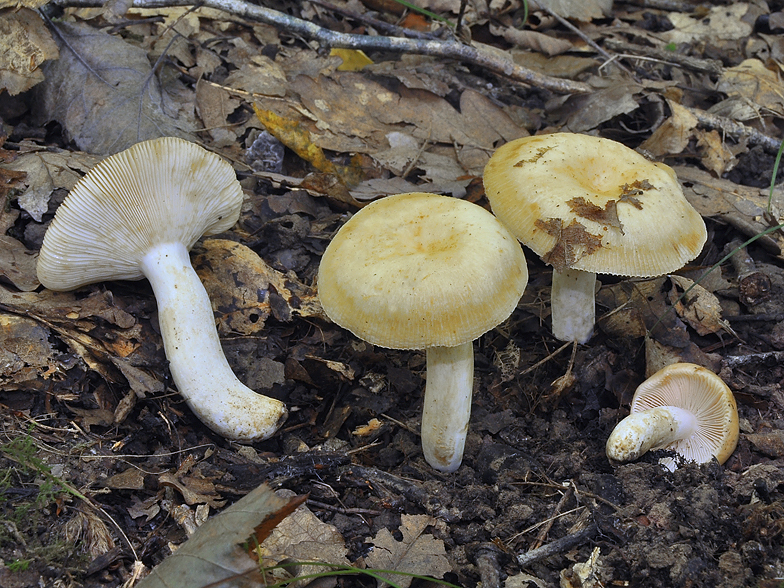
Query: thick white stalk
xmin=550 ymin=267 xmax=596 ymax=344
xmin=606 ymin=406 xmax=697 ymax=462
xmin=140 ymin=242 xmax=287 ymax=441
xmin=421 ymin=342 xmax=474 ymax=473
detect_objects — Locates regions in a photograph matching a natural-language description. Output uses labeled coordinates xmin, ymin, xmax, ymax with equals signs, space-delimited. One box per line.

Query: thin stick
xmin=516 ymin=523 xmax=598 ymax=568
xmin=51 ymin=0 xmax=592 ymax=94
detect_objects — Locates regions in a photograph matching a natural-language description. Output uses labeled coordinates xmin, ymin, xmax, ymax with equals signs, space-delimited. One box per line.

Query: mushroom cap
xmin=37 ymin=137 xmax=244 ymax=290
xmin=483 ymin=133 xmax=707 ymax=276
xmin=629 ymin=363 xmax=739 ymax=464
xmin=318 ymin=192 xmax=529 ymax=350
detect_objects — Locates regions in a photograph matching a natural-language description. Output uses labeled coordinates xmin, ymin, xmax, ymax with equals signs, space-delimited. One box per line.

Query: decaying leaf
xmin=0 ymin=235 xmax=39 ymax=291
xmin=36 ymin=20 xmax=197 ymax=155
xmin=193 ymin=239 xmax=323 ymax=336
xmin=136 ymin=484 xmax=303 ymax=588
xmin=331 ymin=48 xmax=374 ymax=71
xmin=640 ymin=100 xmax=698 ymax=157
xmin=253 ymin=489 xmax=350 ymax=587
xmin=663 ymin=4 xmax=753 ymax=44
xmin=535 ymin=218 xmax=603 ymax=272
xmin=365 ymin=514 xmax=451 ymax=588
xmin=567 ymin=197 xmax=623 ymax=233
xmin=0 ymin=8 xmax=59 ymax=95
xmin=668 ymin=275 xmax=724 ymax=336
xmin=717 ymin=58 xmax=784 ymax=117
xmin=2 ymin=149 xmax=99 ymax=221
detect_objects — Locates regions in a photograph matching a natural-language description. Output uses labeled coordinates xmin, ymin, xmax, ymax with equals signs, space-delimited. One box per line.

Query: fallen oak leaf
xmin=136 ymin=484 xmax=305 ymax=588
xmin=535 ymin=218 xmax=603 ymax=273
xmin=365 ymin=514 xmax=451 ymax=588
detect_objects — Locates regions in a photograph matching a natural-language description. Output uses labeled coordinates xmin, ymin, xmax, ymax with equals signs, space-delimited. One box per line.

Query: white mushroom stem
xmin=550 ymin=267 xmax=596 ymax=344
xmin=421 ymin=342 xmax=474 ymax=473
xmin=606 ymin=406 xmax=698 ymax=462
xmin=140 ymin=242 xmax=287 ymax=441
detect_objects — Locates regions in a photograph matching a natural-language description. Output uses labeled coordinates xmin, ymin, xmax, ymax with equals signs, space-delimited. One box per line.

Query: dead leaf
xmin=529 ymin=0 xmax=611 ymax=21
xmin=254 ymin=489 xmax=349 ymax=587
xmin=567 ymin=197 xmax=623 ymax=233
xmin=668 ymin=275 xmax=724 ymax=336
xmin=535 ymin=218 xmax=603 ymax=273
xmin=0 ymin=235 xmax=40 ymax=291
xmin=193 ymin=239 xmax=323 ymax=336
xmin=254 ymin=104 xmax=363 ymax=187
xmin=717 ymin=58 xmax=784 ymax=117
xmin=196 ymin=79 xmax=241 ymax=147
xmin=365 ymin=514 xmax=451 ymax=588
xmin=2 ymin=149 xmax=99 ymax=221
xmin=663 ymin=5 xmax=753 ymax=44
xmin=331 ymin=48 xmax=374 ymax=71
xmin=36 ymin=20 xmax=197 ymax=155
xmin=136 ymin=484 xmax=301 ymax=588
xmin=696 ymin=129 xmax=737 ymax=176
xmin=640 ymin=100 xmax=698 ymax=157
xmin=0 ymin=8 xmax=59 ymax=95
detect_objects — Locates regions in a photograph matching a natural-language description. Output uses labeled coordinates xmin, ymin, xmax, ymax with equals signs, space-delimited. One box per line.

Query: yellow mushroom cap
xmin=629 ymin=363 xmax=739 ymax=464
xmin=483 ymin=133 xmax=707 ymax=276
xmin=317 ymin=193 xmax=529 ymax=350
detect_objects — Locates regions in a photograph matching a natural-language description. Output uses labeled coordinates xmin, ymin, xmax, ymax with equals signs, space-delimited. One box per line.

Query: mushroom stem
xmin=550 ymin=268 xmax=596 ymax=344
xmin=606 ymin=406 xmax=697 ymax=462
xmin=421 ymin=342 xmax=474 ymax=473
xmin=141 ymin=242 xmax=287 ymax=441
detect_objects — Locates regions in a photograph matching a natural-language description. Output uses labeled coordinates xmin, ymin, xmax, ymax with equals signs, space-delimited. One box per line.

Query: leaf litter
xmin=1 ymin=0 xmax=784 ymax=587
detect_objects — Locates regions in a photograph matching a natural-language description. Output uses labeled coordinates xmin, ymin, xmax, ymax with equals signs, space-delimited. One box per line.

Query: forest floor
xmin=1 ymin=0 xmax=784 ymax=587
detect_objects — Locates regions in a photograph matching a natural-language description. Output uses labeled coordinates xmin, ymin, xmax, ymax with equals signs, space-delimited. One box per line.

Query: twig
xmin=723 ymin=350 xmax=784 ymax=367
xmin=307 ymin=0 xmax=437 ymax=40
xmin=603 ymin=38 xmax=722 ymax=75
xmin=683 ymin=105 xmax=782 ymax=153
xmin=530 ymin=484 xmax=573 ymax=550
xmin=516 ymin=523 xmax=598 ymax=568
xmin=539 ymin=5 xmax=631 ymax=75
xmin=51 ymin=0 xmax=593 ymax=94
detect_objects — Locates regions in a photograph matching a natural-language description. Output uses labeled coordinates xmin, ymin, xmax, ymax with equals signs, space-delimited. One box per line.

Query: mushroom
xmin=317 ymin=193 xmax=528 ymax=472
xmin=606 ymin=363 xmax=739 ymax=465
xmin=36 ymin=137 xmax=287 ymax=441
xmin=483 ymin=133 xmax=707 ymax=343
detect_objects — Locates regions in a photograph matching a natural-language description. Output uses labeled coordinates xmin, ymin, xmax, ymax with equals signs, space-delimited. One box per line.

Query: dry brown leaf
xmin=529 ymin=0 xmax=611 ymax=21
xmin=193 ymin=239 xmax=322 ymax=336
xmin=365 ymin=514 xmax=451 ymax=588
xmin=695 ymin=129 xmax=737 ymax=176
xmin=255 ymin=489 xmax=350 ymax=588
xmin=663 ymin=5 xmax=752 ymax=44
xmin=136 ymin=484 xmax=300 ymax=588
xmin=668 ymin=275 xmax=724 ymax=336
xmin=717 ymin=58 xmax=784 ymax=117
xmin=0 ymin=8 xmax=59 ymax=95
xmin=36 ymin=20 xmax=197 ymax=155
xmin=195 ymin=79 xmax=241 ymax=147
xmin=1 ymin=149 xmax=99 ymax=221
xmin=0 ymin=235 xmax=39 ymax=291
xmin=640 ymin=100 xmax=698 ymax=157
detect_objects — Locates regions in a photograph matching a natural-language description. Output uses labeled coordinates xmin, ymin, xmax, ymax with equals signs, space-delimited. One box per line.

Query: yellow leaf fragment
xmin=330 ymin=48 xmax=374 ymax=71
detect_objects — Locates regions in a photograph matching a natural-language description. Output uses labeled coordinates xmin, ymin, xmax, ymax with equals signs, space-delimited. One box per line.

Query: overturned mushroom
xmin=318 ymin=193 xmax=528 ymax=472
xmin=606 ymin=363 xmax=739 ymax=466
xmin=483 ymin=133 xmax=707 ymax=343
xmin=37 ymin=137 xmax=287 ymax=441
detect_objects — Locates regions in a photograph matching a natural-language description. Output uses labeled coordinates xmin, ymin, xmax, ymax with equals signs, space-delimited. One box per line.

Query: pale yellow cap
xmin=483 ymin=133 xmax=707 ymax=276
xmin=37 ymin=137 xmax=244 ymax=290
xmin=318 ymin=193 xmax=529 ymax=350
xmin=630 ymin=363 xmax=739 ymax=464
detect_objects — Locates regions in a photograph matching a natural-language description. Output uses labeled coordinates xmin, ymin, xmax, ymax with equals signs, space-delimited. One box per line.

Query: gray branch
xmin=51 ymin=0 xmax=593 ymax=95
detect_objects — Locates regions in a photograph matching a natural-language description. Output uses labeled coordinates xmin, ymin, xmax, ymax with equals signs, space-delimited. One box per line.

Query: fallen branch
xmin=51 ymin=0 xmax=593 ymax=95
xmin=684 ymin=105 xmax=783 ymax=153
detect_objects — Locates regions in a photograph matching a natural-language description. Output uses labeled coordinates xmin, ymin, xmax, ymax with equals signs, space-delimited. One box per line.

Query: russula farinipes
xmin=36 ymin=137 xmax=287 ymax=441
xmin=317 ymin=193 xmax=529 ymax=472
xmin=606 ymin=363 xmax=739 ymax=465
xmin=483 ymin=133 xmax=707 ymax=344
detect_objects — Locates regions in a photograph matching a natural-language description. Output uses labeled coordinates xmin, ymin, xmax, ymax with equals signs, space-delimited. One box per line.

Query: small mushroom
xmin=37 ymin=137 xmax=287 ymax=441
xmin=318 ymin=193 xmax=528 ymax=472
xmin=483 ymin=133 xmax=707 ymax=343
xmin=606 ymin=363 xmax=739 ymax=465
